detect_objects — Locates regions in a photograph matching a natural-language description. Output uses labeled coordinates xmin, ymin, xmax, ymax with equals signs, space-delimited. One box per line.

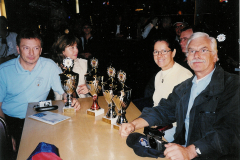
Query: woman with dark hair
xmin=52 ymin=34 xmax=89 ymax=99
xmin=135 ymin=35 xmax=192 ymax=142
xmin=150 ymin=35 xmax=193 ymax=107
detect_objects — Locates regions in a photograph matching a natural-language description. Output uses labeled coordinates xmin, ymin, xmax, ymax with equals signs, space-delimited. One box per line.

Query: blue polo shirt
xmin=0 ymin=56 xmax=64 ymax=119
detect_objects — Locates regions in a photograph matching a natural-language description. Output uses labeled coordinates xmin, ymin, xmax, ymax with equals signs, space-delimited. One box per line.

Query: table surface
xmin=17 ymin=96 xmax=167 ymax=160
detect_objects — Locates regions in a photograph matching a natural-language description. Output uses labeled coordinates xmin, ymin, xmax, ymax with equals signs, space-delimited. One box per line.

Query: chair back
xmin=0 ymin=116 xmax=12 ymax=159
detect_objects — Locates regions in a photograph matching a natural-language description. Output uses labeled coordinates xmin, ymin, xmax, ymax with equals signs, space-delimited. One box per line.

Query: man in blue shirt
xmin=119 ymin=32 xmax=239 ymax=159
xmin=0 ymin=29 xmax=80 ymax=156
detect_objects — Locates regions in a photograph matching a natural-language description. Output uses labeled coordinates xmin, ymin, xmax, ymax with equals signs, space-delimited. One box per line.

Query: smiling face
xmin=187 ymin=37 xmax=218 ymax=79
xmin=17 ymin=38 xmax=42 ymax=71
xmin=153 ymin=41 xmax=176 ymax=71
xmin=62 ymin=43 xmax=78 ymax=60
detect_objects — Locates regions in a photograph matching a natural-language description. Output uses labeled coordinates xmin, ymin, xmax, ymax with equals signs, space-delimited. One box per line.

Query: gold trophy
xmin=102 ymin=66 xmax=118 ymax=124
xmin=85 ymin=58 xmax=104 ymax=116
xmin=59 ymin=57 xmax=79 ymax=113
xmin=112 ymin=70 xmax=132 ymax=130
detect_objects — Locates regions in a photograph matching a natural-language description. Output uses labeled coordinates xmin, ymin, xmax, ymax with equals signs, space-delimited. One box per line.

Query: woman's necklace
xmin=161 ymin=67 xmax=173 ymax=83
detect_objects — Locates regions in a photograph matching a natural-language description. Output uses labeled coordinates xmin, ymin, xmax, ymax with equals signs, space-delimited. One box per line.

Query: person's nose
xmin=157 ymin=53 xmax=164 ymax=57
xmin=29 ymin=48 xmax=34 ymax=55
xmin=194 ymin=51 xmax=201 ymax=58
xmin=180 ymin=40 xmax=183 ymax=46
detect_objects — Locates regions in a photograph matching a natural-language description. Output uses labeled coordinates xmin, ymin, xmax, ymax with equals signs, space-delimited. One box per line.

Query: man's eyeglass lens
xmin=188 ymin=48 xmax=211 ymax=54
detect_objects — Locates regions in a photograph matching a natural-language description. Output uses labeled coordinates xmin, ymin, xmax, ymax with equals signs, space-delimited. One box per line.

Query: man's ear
xmin=40 ymin=47 xmax=42 ymax=55
xmin=16 ymin=46 xmax=20 ymax=55
xmin=213 ymin=52 xmax=218 ymax=62
xmin=172 ymin=49 xmax=176 ymax=58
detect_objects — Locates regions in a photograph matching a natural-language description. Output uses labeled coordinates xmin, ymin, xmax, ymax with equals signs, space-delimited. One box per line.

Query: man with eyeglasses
xmin=173 ymin=22 xmax=188 ymax=42
xmin=180 ymin=27 xmax=193 ymax=54
xmin=177 ymin=27 xmax=194 ymax=73
xmin=119 ymin=32 xmax=239 ymax=159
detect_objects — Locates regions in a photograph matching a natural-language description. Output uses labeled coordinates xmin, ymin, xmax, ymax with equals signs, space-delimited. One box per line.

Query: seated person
xmin=119 ymin=32 xmax=240 ymax=159
xmin=0 ymin=29 xmax=80 ymax=158
xmin=52 ymin=34 xmax=90 ymax=98
xmin=0 ymin=16 xmax=18 ymax=59
xmin=134 ymin=35 xmax=193 ymax=142
xmin=173 ymin=21 xmax=188 ymax=42
xmin=79 ymin=23 xmax=98 ymax=61
xmin=152 ymin=36 xmax=193 ymax=107
xmin=180 ymin=27 xmax=194 ymax=54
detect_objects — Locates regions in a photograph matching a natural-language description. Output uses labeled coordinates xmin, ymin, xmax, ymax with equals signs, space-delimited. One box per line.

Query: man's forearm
xmin=130 ymin=118 xmax=149 ymax=130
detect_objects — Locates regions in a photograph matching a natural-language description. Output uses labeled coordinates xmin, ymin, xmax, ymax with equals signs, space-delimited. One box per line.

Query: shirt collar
xmin=192 ymin=67 xmax=216 ymax=84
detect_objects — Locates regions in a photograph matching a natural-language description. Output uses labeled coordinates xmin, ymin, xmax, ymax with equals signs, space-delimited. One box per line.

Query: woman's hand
xmin=77 ymin=84 xmax=89 ymax=95
xmin=71 ymin=98 xmax=81 ymax=110
xmin=63 ymin=93 xmax=81 ymax=110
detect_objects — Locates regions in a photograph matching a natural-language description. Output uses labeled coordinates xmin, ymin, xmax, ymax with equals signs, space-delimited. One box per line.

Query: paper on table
xmin=28 ymin=111 xmax=70 ymax=125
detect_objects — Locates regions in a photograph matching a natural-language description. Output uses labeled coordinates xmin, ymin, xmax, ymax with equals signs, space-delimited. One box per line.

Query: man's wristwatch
xmin=195 ymin=147 xmax=201 ymax=157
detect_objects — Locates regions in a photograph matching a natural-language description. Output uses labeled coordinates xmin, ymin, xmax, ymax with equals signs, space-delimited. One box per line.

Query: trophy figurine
xmin=59 ymin=57 xmax=79 ymax=113
xmin=85 ymin=58 xmax=104 ymax=116
xmin=112 ymin=70 xmax=132 ymax=129
xmin=102 ymin=66 xmax=118 ymax=124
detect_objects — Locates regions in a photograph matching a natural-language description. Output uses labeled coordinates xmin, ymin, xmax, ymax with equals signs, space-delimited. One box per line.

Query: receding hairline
xmin=187 ymin=33 xmax=215 ymax=48
xmin=185 ymin=32 xmax=218 ymax=59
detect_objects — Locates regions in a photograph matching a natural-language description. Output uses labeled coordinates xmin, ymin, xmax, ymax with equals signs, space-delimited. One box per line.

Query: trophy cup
xmin=102 ymin=66 xmax=118 ymax=124
xmin=85 ymin=58 xmax=104 ymax=116
xmin=112 ymin=70 xmax=132 ymax=130
xmin=59 ymin=57 xmax=79 ymax=113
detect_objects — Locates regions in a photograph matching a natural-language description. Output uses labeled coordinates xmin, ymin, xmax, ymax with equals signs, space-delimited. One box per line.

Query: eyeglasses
xmin=153 ymin=50 xmax=171 ymax=56
xmin=188 ymin=48 xmax=212 ymax=55
xmin=175 ymin=24 xmax=184 ymax=29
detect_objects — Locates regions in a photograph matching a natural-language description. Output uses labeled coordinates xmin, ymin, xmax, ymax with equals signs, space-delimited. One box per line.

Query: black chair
xmin=0 ymin=116 xmax=13 ymax=160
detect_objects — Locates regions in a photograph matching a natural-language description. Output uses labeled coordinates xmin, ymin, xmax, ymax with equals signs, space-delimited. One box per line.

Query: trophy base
xmin=113 ymin=123 xmax=120 ymax=130
xmin=63 ymin=107 xmax=76 ymax=113
xmin=87 ymin=108 xmax=104 ymax=116
xmin=102 ymin=116 xmax=118 ymax=124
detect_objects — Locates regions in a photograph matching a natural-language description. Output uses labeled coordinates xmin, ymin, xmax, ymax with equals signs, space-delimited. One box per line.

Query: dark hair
xmin=16 ymin=28 xmax=43 ymax=47
xmin=152 ymin=34 xmax=176 ymax=51
xmin=52 ymin=34 xmax=79 ymax=64
xmin=82 ymin=22 xmax=92 ymax=29
xmin=0 ymin=16 xmax=8 ymax=26
xmin=181 ymin=26 xmax=193 ymax=33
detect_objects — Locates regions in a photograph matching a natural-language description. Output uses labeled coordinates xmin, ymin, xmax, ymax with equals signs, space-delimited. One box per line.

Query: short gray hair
xmin=186 ymin=32 xmax=218 ymax=61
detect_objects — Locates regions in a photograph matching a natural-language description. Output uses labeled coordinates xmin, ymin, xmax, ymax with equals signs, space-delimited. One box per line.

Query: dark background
xmin=3 ymin=0 xmax=239 ymax=99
